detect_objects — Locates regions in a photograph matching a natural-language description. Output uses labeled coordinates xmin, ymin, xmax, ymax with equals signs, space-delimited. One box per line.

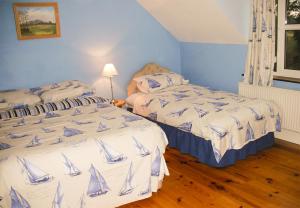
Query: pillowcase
xmin=134 ymin=72 xmax=186 ymax=93
xmin=0 ymin=89 xmax=42 ymax=110
xmin=38 ymin=80 xmax=95 ymax=103
xmin=126 ymin=92 xmax=145 ymax=107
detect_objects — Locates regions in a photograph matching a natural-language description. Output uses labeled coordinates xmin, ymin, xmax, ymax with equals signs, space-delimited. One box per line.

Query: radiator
xmin=239 ymin=82 xmax=300 ymax=133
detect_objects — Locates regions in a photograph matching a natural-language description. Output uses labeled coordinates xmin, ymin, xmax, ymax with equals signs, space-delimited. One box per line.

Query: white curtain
xmin=244 ymin=0 xmax=276 ymax=86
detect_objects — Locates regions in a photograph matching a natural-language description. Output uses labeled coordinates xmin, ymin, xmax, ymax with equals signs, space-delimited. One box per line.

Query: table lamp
xmin=102 ymin=64 xmax=118 ymax=103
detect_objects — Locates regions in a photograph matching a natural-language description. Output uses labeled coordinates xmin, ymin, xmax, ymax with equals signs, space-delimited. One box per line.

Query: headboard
xmin=127 ymin=63 xmax=170 ymax=96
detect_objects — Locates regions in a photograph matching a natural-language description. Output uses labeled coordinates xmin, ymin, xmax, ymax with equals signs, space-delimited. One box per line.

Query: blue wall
xmin=181 ymin=42 xmax=248 ymax=93
xmin=0 ymin=0 xmax=181 ymax=98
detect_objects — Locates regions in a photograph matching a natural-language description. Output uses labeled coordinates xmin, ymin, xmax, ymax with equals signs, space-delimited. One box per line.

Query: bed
xmin=0 ymin=80 xmax=169 ymax=208
xmin=126 ymin=63 xmax=282 ymax=167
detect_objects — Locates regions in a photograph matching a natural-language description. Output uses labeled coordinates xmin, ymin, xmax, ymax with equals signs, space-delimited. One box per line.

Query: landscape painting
xmin=13 ymin=2 xmax=60 ymax=40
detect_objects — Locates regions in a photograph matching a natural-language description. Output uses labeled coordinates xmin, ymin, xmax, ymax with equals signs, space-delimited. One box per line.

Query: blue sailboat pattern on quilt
xmin=151 ymin=147 xmax=161 ymax=176
xmin=87 ymin=164 xmax=110 ymax=197
xmin=17 ymin=157 xmax=50 ymax=184
xmin=148 ymin=112 xmax=157 ymax=121
xmin=142 ymin=99 xmax=154 ymax=107
xmin=50 ymin=137 xmax=63 ymax=145
xmin=139 ymin=177 xmax=151 ymax=196
xmin=246 ymin=122 xmax=255 ymax=141
xmin=147 ymin=78 xmax=161 ymax=89
xmin=33 ymin=119 xmax=43 ymax=125
xmin=72 ymin=108 xmax=81 ymax=116
xmin=249 ymin=107 xmax=264 ymax=120
xmin=208 ymin=101 xmax=228 ymax=107
xmin=168 ymin=108 xmax=188 ymax=117
xmin=208 ymin=125 xmax=228 ymax=138
xmin=26 ymin=136 xmax=42 ymax=148
xmin=178 ymin=122 xmax=192 ymax=133
xmin=212 ymin=143 xmax=222 ymax=163
xmin=8 ymin=133 xmax=29 ymax=139
xmin=276 ymin=113 xmax=281 ymax=132
xmin=63 ymin=127 xmax=82 ymax=137
xmin=13 ymin=118 xmax=26 ymax=127
xmin=231 ymin=116 xmax=243 ymax=130
xmin=166 ymin=75 xmax=173 ymax=86
xmin=10 ymin=187 xmax=31 ymax=208
xmin=194 ymin=107 xmax=208 ymax=118
xmin=133 ymin=137 xmax=150 ymax=157
xmin=62 ymin=154 xmax=81 ymax=176
xmin=52 ymin=182 xmax=63 ymax=208
xmin=72 ymin=120 xmax=93 ymax=125
xmin=97 ymin=140 xmax=127 ymax=164
xmin=122 ymin=114 xmax=142 ymax=122
xmin=45 ymin=112 xmax=60 ymax=118
xmin=97 ymin=122 xmax=110 ymax=132
xmin=0 ymin=142 xmax=12 ymax=150
xmin=159 ymin=98 xmax=169 ymax=108
xmin=173 ymin=93 xmax=189 ymax=101
xmin=42 ymin=127 xmax=56 ymax=133
xmin=119 ymin=162 xmax=134 ymax=196
xmin=119 ymin=122 xmax=129 ymax=129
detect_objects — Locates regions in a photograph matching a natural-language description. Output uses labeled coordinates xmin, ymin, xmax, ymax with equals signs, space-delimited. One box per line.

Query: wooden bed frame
xmin=127 ymin=63 xmax=170 ymax=96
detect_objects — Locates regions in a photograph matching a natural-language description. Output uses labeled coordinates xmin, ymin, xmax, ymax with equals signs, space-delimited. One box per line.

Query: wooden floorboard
xmin=121 ymin=144 xmax=300 ymax=208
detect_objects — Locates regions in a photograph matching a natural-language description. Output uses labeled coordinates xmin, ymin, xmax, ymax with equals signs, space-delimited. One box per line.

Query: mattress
xmin=0 ymin=102 xmax=169 ymax=207
xmin=130 ymin=84 xmax=281 ymax=164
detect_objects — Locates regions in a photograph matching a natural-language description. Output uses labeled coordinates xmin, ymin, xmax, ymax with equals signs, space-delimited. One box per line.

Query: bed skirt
xmin=153 ymin=120 xmax=274 ymax=167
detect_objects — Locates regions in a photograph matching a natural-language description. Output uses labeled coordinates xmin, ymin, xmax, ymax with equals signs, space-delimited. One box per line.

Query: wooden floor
xmin=121 ymin=142 xmax=300 ymax=208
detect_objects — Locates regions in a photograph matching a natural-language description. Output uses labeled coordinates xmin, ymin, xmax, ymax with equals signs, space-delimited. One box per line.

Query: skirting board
xmin=275 ymin=128 xmax=300 ymax=145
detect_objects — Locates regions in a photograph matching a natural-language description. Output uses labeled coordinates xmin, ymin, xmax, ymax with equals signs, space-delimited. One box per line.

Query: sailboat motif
xmin=26 ymin=136 xmax=42 ymax=148
xmin=249 ymin=107 xmax=264 ymax=120
xmin=159 ymin=98 xmax=169 ymax=108
xmin=63 ymin=127 xmax=82 ymax=137
xmin=50 ymin=137 xmax=63 ymax=145
xmin=42 ymin=127 xmax=55 ymax=133
xmin=72 ymin=108 xmax=81 ymax=116
xmin=133 ymin=137 xmax=150 ymax=157
xmin=208 ymin=101 xmax=229 ymax=107
xmin=178 ymin=122 xmax=192 ymax=132
xmin=72 ymin=120 xmax=93 ymax=125
xmin=208 ymin=125 xmax=228 ymax=138
xmin=33 ymin=119 xmax=43 ymax=125
xmin=262 ymin=17 xmax=267 ymax=32
xmin=17 ymin=157 xmax=50 ymax=184
xmin=119 ymin=122 xmax=129 ymax=129
xmin=246 ymin=122 xmax=255 ymax=141
xmin=173 ymin=93 xmax=189 ymax=101
xmin=168 ymin=108 xmax=188 ymax=117
xmin=79 ymin=194 xmax=85 ymax=208
xmin=142 ymin=99 xmax=154 ymax=107
xmin=194 ymin=91 xmax=203 ymax=96
xmin=122 ymin=115 xmax=142 ymax=122
xmin=194 ymin=107 xmax=208 ymax=118
xmin=231 ymin=116 xmax=243 ymax=130
xmin=119 ymin=162 xmax=134 ymax=196
xmin=97 ymin=122 xmax=110 ymax=132
xmin=139 ymin=177 xmax=151 ymax=196
xmin=97 ymin=103 xmax=111 ymax=108
xmin=51 ymin=83 xmax=60 ymax=89
xmin=0 ymin=142 xmax=12 ymax=150
xmin=151 ymin=147 xmax=161 ymax=176
xmin=214 ymin=107 xmax=223 ymax=112
xmin=148 ymin=112 xmax=157 ymax=121
xmin=87 ymin=164 xmax=110 ymax=197
xmin=101 ymin=115 xmax=116 ymax=120
xmin=166 ymin=75 xmax=173 ymax=86
xmin=147 ymin=78 xmax=161 ymax=89
xmin=212 ymin=144 xmax=222 ymax=163
xmin=45 ymin=111 xmax=60 ymax=118
xmin=8 ymin=133 xmax=29 ymax=139
xmin=52 ymin=182 xmax=63 ymax=208
xmin=97 ymin=140 xmax=127 ymax=164
xmin=266 ymin=104 xmax=275 ymax=118
xmin=276 ymin=113 xmax=281 ymax=132
xmin=62 ymin=154 xmax=81 ymax=176
xmin=13 ymin=118 xmax=26 ymax=127
xmin=10 ymin=187 xmax=31 ymax=208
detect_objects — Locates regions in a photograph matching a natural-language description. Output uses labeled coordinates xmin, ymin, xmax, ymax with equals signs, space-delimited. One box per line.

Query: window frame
xmin=274 ymin=0 xmax=300 ymax=81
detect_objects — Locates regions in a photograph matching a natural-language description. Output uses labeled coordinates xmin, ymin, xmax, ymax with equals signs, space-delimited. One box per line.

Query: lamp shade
xmin=102 ymin=64 xmax=118 ymax=77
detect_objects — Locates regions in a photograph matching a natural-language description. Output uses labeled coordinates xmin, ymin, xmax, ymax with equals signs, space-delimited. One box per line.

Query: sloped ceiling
xmin=137 ymin=0 xmax=250 ymax=44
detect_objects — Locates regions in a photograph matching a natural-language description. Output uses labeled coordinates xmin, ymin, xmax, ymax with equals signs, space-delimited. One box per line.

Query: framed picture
xmin=13 ymin=2 xmax=61 ymax=40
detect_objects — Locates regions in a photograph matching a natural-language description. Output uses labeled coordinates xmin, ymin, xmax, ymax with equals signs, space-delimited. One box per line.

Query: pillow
xmin=134 ymin=72 xmax=186 ymax=93
xmin=0 ymin=89 xmax=41 ymax=110
xmin=126 ymin=92 xmax=144 ymax=107
xmin=38 ymin=80 xmax=95 ymax=103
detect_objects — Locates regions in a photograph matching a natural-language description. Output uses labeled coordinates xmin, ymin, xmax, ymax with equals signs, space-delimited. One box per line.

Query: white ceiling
xmin=137 ymin=0 xmax=250 ymax=44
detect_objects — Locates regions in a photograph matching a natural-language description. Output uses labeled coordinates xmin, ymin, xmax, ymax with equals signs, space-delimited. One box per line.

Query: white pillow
xmin=134 ymin=72 xmax=186 ymax=93
xmin=126 ymin=92 xmax=144 ymax=106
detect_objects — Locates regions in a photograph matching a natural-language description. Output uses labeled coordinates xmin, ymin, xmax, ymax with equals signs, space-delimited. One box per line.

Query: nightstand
xmin=112 ymin=99 xmax=126 ymax=108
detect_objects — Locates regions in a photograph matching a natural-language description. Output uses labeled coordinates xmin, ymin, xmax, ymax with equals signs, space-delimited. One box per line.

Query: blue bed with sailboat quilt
xmin=0 ymin=101 xmax=169 ymax=207
xmin=128 ymin=71 xmax=281 ymax=167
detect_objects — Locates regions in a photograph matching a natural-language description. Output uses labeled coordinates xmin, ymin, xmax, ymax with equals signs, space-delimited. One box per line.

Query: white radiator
xmin=239 ymin=82 xmax=300 ymax=133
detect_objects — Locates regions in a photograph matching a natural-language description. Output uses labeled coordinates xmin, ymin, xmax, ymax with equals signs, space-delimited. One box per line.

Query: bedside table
xmin=112 ymin=99 xmax=126 ymax=108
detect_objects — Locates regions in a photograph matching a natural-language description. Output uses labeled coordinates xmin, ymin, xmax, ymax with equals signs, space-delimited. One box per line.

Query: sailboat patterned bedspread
xmin=132 ymin=84 xmax=281 ymax=163
xmin=0 ymin=103 xmax=169 ymax=208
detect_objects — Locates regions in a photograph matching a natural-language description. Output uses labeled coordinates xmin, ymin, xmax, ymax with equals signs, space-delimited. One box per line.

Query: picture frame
xmin=13 ymin=2 xmax=61 ymax=40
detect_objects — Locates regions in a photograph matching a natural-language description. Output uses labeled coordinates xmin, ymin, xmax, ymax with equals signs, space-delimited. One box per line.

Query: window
xmin=275 ymin=0 xmax=300 ymax=81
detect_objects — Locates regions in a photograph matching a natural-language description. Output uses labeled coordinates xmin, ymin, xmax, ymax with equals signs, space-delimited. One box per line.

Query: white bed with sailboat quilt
xmin=0 ymin=82 xmax=169 ymax=208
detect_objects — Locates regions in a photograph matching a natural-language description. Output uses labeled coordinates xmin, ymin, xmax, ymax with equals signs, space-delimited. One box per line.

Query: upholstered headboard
xmin=127 ymin=63 xmax=170 ymax=96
